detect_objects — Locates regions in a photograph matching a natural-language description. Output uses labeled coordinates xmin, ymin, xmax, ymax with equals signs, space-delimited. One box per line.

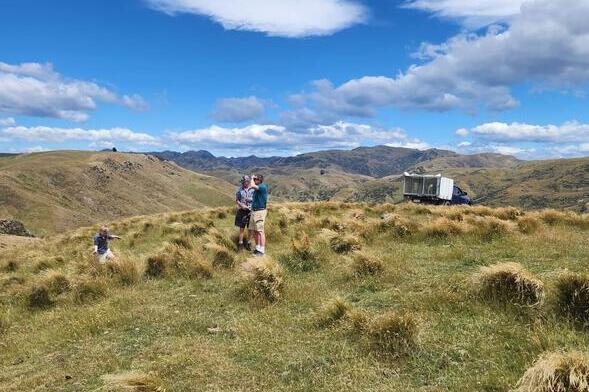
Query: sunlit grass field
xmin=1 ymin=203 xmax=588 ymax=391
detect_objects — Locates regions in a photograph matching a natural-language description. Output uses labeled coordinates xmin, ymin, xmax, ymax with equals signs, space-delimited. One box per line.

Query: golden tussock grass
xmin=348 ymin=308 xmax=370 ymax=333
xmin=205 ymin=243 xmax=236 ymax=269
xmin=145 ymin=254 xmax=169 ymax=278
xmin=280 ymin=232 xmax=320 ymax=272
xmin=477 ymin=262 xmax=544 ymax=306
xmin=329 ymin=233 xmax=362 ymax=254
xmin=420 ymin=217 xmax=466 ymax=239
xmin=539 ymin=210 xmax=589 ymax=230
xmin=0 ymin=309 xmax=10 ymax=334
xmin=102 ymin=371 xmax=167 ymax=391
xmin=517 ymin=215 xmax=542 ymax=234
xmin=377 ymin=214 xmax=420 ymax=238
xmin=73 ymin=278 xmax=107 ymax=304
xmin=554 ymin=273 xmax=589 ymax=323
xmin=466 ymin=216 xmax=512 ymax=240
xmin=1 ymin=259 xmax=19 ymax=273
xmin=207 ymin=228 xmax=238 ymax=252
xmin=42 ymin=270 xmax=71 ymax=295
xmin=106 ymin=257 xmax=143 ymax=286
xmin=315 ymin=297 xmax=352 ymax=327
xmin=513 ymin=351 xmax=589 ymax=392
xmin=146 ymin=246 xmax=213 ymax=279
xmin=27 ymin=283 xmax=53 ymax=309
xmin=367 ymin=311 xmax=419 ymax=356
xmin=351 ymin=251 xmax=384 ymax=277
xmin=237 ymin=256 xmax=284 ymax=303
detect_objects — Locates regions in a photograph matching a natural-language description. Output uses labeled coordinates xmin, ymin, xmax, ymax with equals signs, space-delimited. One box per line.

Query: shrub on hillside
xmin=517 ymin=215 xmax=541 ymax=234
xmin=477 ymin=262 xmax=544 ymax=306
xmin=555 ymin=273 xmax=589 ymax=323
xmin=43 ymin=270 xmax=71 ymax=295
xmin=367 ymin=312 xmax=418 ymax=356
xmin=237 ymin=256 xmax=283 ymax=303
xmin=73 ymin=279 xmax=107 ymax=304
xmin=513 ymin=351 xmax=589 ymax=392
xmin=27 ymin=284 xmax=53 ymax=309
xmin=315 ymin=297 xmax=352 ymax=327
xmin=329 ymin=234 xmax=361 ymax=254
xmin=106 ymin=258 xmax=142 ymax=286
xmin=281 ymin=233 xmax=320 ymax=272
xmin=206 ymin=243 xmax=236 ymax=269
xmin=351 ymin=252 xmax=384 ymax=277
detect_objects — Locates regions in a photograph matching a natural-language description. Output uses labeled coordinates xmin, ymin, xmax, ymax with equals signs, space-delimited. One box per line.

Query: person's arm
xmin=109 ymin=234 xmax=121 ymax=240
xmin=250 ymin=178 xmax=259 ymax=190
xmin=236 ymin=191 xmax=247 ymax=209
xmin=93 ymin=236 xmax=99 ymax=254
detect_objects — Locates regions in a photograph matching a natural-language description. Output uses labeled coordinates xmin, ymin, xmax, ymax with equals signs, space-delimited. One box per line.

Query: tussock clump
xmin=315 ymin=297 xmax=352 ymax=327
xmin=145 ymin=254 xmax=169 ymax=278
xmin=1 ymin=260 xmax=18 ymax=272
xmin=467 ymin=216 xmax=511 ymax=240
xmin=539 ymin=210 xmax=589 ymax=229
xmin=106 ymin=258 xmax=142 ymax=286
xmin=514 ymin=351 xmax=589 ymax=392
xmin=187 ymin=223 xmax=209 ymax=237
xmin=351 ymin=252 xmax=384 ymax=277
xmin=477 ymin=262 xmax=544 ymax=306
xmin=367 ymin=312 xmax=418 ymax=356
xmin=205 ymin=243 xmax=236 ymax=269
xmin=378 ymin=214 xmax=420 ymax=238
xmin=73 ymin=279 xmax=107 ymax=304
xmin=420 ymin=217 xmax=465 ymax=239
xmin=208 ymin=228 xmax=238 ymax=252
xmin=43 ymin=270 xmax=71 ymax=295
xmin=517 ymin=215 xmax=541 ymax=234
xmin=491 ymin=207 xmax=523 ymax=221
xmin=281 ymin=233 xmax=319 ymax=272
xmin=555 ymin=273 xmax=589 ymax=323
xmin=348 ymin=309 xmax=370 ymax=332
xmin=0 ymin=309 xmax=10 ymax=334
xmin=103 ymin=371 xmax=167 ymax=392
xmin=27 ymin=284 xmax=53 ymax=309
xmin=329 ymin=234 xmax=361 ymax=254
xmin=183 ymin=256 xmax=213 ymax=279
xmin=34 ymin=256 xmax=63 ymax=272
xmin=238 ymin=256 xmax=283 ymax=303
xmin=170 ymin=236 xmax=193 ymax=249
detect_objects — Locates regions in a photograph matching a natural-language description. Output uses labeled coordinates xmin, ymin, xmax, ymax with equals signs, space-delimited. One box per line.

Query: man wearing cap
xmin=235 ymin=175 xmax=254 ymax=251
xmin=249 ymin=174 xmax=268 ymax=256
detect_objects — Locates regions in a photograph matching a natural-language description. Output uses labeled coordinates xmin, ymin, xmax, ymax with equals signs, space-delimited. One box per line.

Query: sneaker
xmin=244 ymin=242 xmax=252 ymax=251
xmin=253 ymin=250 xmax=265 ymax=257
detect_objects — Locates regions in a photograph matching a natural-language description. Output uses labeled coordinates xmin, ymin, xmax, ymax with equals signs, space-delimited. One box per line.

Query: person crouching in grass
xmin=249 ymin=174 xmax=268 ymax=256
xmin=235 ymin=175 xmax=254 ymax=251
xmin=93 ymin=225 xmax=121 ymax=263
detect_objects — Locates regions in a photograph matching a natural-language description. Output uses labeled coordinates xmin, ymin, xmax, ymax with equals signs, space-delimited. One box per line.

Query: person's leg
xmin=238 ymin=227 xmax=245 ymax=243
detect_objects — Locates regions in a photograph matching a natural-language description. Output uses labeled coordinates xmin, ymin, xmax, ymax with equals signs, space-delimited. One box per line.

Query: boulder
xmin=0 ymin=220 xmax=34 ymax=237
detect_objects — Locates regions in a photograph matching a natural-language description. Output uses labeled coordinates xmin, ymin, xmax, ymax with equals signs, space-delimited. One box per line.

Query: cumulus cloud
xmin=466 ymin=121 xmax=589 ymax=143
xmin=0 ymin=62 xmax=148 ymax=122
xmin=403 ymin=0 xmax=526 ymax=26
xmin=288 ymin=0 xmax=589 ymax=117
xmin=212 ymin=96 xmax=265 ymax=123
xmin=0 ymin=117 xmax=15 ymax=126
xmin=2 ymin=126 xmax=162 ymax=146
xmin=169 ymin=121 xmax=426 ymax=154
xmin=146 ymin=0 xmax=367 ymax=38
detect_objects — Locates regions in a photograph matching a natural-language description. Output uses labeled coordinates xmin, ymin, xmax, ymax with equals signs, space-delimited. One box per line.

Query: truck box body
xmin=403 ymin=173 xmax=454 ymax=201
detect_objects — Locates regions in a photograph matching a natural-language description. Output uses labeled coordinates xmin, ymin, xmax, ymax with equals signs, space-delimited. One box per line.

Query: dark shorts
xmin=235 ymin=209 xmax=251 ymax=229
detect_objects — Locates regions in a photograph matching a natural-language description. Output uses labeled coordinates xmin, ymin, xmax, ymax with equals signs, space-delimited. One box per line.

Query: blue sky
xmin=1 ymin=0 xmax=589 ymax=158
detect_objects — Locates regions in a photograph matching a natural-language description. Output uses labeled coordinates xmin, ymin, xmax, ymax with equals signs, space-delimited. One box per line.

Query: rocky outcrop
xmin=0 ymin=219 xmax=34 ymax=237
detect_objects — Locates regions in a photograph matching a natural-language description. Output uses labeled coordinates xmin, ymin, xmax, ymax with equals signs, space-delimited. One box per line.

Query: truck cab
xmin=452 ymin=186 xmax=471 ymax=205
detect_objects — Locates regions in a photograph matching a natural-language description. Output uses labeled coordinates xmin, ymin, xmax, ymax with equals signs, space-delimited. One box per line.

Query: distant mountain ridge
xmin=152 ymin=146 xmax=520 ymax=178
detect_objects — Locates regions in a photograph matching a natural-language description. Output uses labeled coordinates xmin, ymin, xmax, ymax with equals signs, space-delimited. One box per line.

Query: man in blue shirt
xmin=248 ymin=174 xmax=269 ymax=256
xmin=235 ymin=175 xmax=254 ymax=251
xmin=92 ymin=225 xmax=121 ymax=263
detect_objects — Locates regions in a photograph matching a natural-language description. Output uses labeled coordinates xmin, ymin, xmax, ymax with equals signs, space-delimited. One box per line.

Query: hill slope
xmin=1 ymin=203 xmax=588 ymax=391
xmin=0 ymin=151 xmax=235 ymax=235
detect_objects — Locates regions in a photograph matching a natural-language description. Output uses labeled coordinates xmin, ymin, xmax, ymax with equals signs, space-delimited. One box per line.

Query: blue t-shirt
xmin=236 ymin=187 xmax=254 ymax=209
xmin=252 ymin=183 xmax=268 ymax=210
xmin=94 ymin=234 xmax=113 ymax=254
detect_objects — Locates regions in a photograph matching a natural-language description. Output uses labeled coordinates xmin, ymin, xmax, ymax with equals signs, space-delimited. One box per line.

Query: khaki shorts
xmin=248 ymin=209 xmax=267 ymax=232
xmin=97 ymin=249 xmax=115 ymax=264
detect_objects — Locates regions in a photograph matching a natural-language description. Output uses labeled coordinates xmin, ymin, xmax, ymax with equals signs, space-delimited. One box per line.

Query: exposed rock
xmin=0 ymin=220 xmax=34 ymax=237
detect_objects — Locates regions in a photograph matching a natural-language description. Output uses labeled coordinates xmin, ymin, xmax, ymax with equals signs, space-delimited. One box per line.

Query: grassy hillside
xmin=0 ymin=151 xmax=235 ymax=236
xmin=1 ymin=203 xmax=588 ymax=391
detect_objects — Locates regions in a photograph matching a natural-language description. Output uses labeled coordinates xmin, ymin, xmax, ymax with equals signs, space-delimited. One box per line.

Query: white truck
xmin=403 ymin=173 xmax=471 ymax=205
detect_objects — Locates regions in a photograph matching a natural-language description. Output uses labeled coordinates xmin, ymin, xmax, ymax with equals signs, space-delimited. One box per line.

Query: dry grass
xmin=280 ymin=233 xmax=320 ymax=272
xmin=367 ymin=311 xmax=419 ymax=356
xmin=477 ymin=262 xmax=544 ymax=306
xmin=106 ymin=257 xmax=143 ymax=286
xmin=205 ymin=243 xmax=236 ymax=269
xmin=42 ymin=270 xmax=71 ymax=294
xmin=315 ymin=297 xmax=352 ymax=327
xmin=466 ymin=216 xmax=512 ymax=240
xmin=377 ymin=214 xmax=420 ymax=238
xmin=518 ymin=215 xmax=541 ymax=234
xmin=351 ymin=252 xmax=384 ymax=277
xmin=27 ymin=283 xmax=53 ymax=309
xmin=73 ymin=278 xmax=107 ymax=304
xmin=145 ymin=254 xmax=169 ymax=278
xmin=420 ymin=217 xmax=465 ymax=239
xmin=555 ymin=273 xmax=589 ymax=323
xmin=329 ymin=234 xmax=362 ymax=254
xmin=238 ymin=256 xmax=284 ymax=303
xmin=103 ymin=371 xmax=167 ymax=391
xmin=514 ymin=351 xmax=589 ymax=392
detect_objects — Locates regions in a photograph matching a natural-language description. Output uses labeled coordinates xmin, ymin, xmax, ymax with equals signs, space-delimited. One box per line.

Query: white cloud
xmin=467 ymin=121 xmax=589 ymax=143
xmin=2 ymin=126 xmax=162 ymax=146
xmin=169 ymin=121 xmax=426 ymax=154
xmin=403 ymin=0 xmax=526 ymax=26
xmin=0 ymin=62 xmax=148 ymax=122
xmin=0 ymin=117 xmax=15 ymax=126
xmin=146 ymin=0 xmax=367 ymax=38
xmin=290 ymin=0 xmax=589 ymax=116
xmin=212 ymin=96 xmax=265 ymax=123
xmin=455 ymin=128 xmax=469 ymax=137
xmin=23 ymin=146 xmax=48 ymax=154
